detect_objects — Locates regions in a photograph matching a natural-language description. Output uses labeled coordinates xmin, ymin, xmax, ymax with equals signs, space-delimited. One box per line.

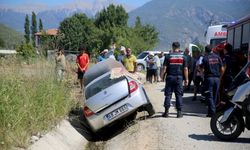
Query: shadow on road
xmin=182 ymin=95 xmax=208 ymax=116
xmin=189 ymin=134 xmax=250 ymax=144
xmin=158 ymin=85 xmax=208 ymax=117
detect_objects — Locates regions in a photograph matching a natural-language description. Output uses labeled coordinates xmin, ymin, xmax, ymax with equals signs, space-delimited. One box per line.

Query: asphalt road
xmin=85 ymin=82 xmax=250 ymax=150
xmin=28 ymin=82 xmax=250 ymax=150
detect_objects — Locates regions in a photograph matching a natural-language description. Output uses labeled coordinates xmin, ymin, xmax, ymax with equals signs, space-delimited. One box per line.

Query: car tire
xmin=145 ymin=103 xmax=155 ymax=116
xmin=125 ymin=112 xmax=137 ymax=122
xmin=137 ymin=64 xmax=144 ymax=72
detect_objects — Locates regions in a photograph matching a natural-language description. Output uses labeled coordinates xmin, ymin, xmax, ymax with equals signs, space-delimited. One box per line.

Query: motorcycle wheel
xmin=210 ymin=111 xmax=244 ymax=141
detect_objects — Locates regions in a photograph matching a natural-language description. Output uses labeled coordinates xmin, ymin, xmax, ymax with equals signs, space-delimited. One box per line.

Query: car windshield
xmin=85 ymin=74 xmax=126 ymax=100
xmin=210 ymin=38 xmax=226 ymax=48
xmin=137 ymin=52 xmax=148 ymax=59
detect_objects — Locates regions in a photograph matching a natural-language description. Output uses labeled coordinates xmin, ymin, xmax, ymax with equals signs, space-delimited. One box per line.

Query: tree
xmin=16 ymin=43 xmax=36 ymax=60
xmin=95 ymin=4 xmax=128 ymax=29
xmin=94 ymin=4 xmax=129 ymax=50
xmin=59 ymin=13 xmax=101 ymax=53
xmin=39 ymin=18 xmax=43 ymax=32
xmin=57 ymin=4 xmax=159 ymax=56
xmin=0 ymin=37 xmax=5 ymax=48
xmin=24 ymin=14 xmax=30 ymax=44
xmin=131 ymin=16 xmax=159 ymax=54
xmin=31 ymin=12 xmax=37 ymax=47
xmin=135 ymin=16 xmax=142 ymax=29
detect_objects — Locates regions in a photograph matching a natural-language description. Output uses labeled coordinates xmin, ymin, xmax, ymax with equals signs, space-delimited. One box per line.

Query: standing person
xmin=97 ymin=49 xmax=108 ymax=62
xmin=192 ymin=51 xmax=204 ymax=101
xmin=76 ymin=45 xmax=90 ymax=92
xmin=106 ymin=43 xmax=116 ymax=60
xmin=222 ymin=43 xmax=233 ymax=91
xmin=200 ymin=45 xmax=224 ymax=117
xmin=184 ymin=48 xmax=193 ymax=90
xmin=146 ymin=52 xmax=157 ymax=83
xmin=107 ymin=50 xmax=116 ymax=60
xmin=55 ymin=48 xmax=66 ymax=81
xmin=161 ymin=42 xmax=188 ymax=118
xmin=218 ymin=43 xmax=233 ymax=105
xmin=159 ymin=52 xmax=165 ymax=81
xmin=123 ymin=48 xmax=137 ymax=73
xmin=155 ymin=53 xmax=161 ymax=82
xmin=117 ymin=46 xmax=126 ymax=64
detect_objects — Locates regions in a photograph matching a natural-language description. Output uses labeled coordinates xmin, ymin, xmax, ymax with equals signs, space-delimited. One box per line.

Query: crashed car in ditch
xmin=78 ymin=58 xmax=155 ymax=140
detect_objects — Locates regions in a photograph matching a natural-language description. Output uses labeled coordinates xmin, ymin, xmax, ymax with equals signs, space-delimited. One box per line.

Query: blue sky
xmin=0 ymin=0 xmax=151 ymax=8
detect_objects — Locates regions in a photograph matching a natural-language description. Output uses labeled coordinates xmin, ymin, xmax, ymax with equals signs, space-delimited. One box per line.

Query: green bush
xmin=16 ymin=43 xmax=36 ymax=60
xmin=0 ymin=59 xmax=76 ymax=149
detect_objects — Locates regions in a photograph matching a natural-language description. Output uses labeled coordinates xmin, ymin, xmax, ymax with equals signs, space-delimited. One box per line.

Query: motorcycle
xmin=210 ymin=62 xmax=250 ymax=141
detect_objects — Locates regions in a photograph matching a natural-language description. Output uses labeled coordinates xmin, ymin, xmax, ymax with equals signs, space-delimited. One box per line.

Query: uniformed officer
xmin=200 ymin=45 xmax=224 ymax=117
xmin=222 ymin=43 xmax=233 ymax=90
xmin=161 ymin=42 xmax=188 ymax=118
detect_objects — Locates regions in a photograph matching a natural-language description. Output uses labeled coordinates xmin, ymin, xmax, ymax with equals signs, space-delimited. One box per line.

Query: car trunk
xmin=85 ymin=73 xmax=129 ymax=113
xmin=83 ymin=59 xmax=140 ymax=113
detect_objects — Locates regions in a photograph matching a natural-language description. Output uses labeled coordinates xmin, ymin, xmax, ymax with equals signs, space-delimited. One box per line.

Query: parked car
xmin=79 ymin=59 xmax=155 ymax=141
xmin=136 ymin=51 xmax=169 ymax=72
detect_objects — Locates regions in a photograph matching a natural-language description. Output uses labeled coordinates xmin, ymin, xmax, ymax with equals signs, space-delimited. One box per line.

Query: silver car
xmin=81 ymin=59 xmax=155 ymax=135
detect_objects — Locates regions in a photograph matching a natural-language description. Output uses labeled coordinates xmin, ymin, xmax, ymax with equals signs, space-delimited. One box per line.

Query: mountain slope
xmin=0 ymin=24 xmax=24 ymax=49
xmin=128 ymin=0 xmax=250 ymax=50
xmin=0 ymin=9 xmax=26 ymax=33
xmin=0 ymin=8 xmax=94 ymax=33
xmin=0 ymin=0 xmax=129 ymax=32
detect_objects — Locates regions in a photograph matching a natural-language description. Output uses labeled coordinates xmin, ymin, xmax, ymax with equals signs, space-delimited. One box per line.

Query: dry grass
xmin=0 ymin=57 xmax=78 ymax=150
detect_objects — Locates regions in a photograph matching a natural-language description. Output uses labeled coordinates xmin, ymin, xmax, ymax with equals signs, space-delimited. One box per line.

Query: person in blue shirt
xmin=106 ymin=43 xmax=116 ymax=60
xmin=184 ymin=48 xmax=193 ymax=90
xmin=200 ymin=45 xmax=224 ymax=117
xmin=97 ymin=49 xmax=108 ymax=62
xmin=161 ymin=42 xmax=188 ymax=118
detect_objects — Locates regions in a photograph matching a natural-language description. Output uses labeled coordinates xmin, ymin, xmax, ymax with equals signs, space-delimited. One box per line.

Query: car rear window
xmin=85 ymin=74 xmax=126 ymax=99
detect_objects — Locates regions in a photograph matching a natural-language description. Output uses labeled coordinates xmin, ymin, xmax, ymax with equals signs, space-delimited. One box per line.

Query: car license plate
xmin=106 ymin=105 xmax=128 ymax=121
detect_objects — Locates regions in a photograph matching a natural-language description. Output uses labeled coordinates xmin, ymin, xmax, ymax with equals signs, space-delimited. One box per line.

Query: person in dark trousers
xmin=200 ymin=45 xmax=224 ymax=117
xmin=184 ymin=48 xmax=193 ymax=91
xmin=222 ymin=43 xmax=233 ymax=91
xmin=217 ymin=43 xmax=233 ymax=107
xmin=192 ymin=50 xmax=204 ymax=101
xmin=161 ymin=42 xmax=188 ymax=118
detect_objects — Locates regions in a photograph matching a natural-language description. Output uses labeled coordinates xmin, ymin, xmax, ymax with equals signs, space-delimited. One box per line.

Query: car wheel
xmin=125 ymin=112 xmax=137 ymax=122
xmin=145 ymin=103 xmax=155 ymax=116
xmin=137 ymin=64 xmax=144 ymax=72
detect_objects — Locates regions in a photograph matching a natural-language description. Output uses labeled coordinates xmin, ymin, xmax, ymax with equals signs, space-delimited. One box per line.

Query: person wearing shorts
xmin=76 ymin=45 xmax=89 ymax=91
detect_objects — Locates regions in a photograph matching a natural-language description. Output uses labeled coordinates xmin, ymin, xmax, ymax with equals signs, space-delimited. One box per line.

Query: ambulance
xmin=205 ymin=24 xmax=228 ymax=48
